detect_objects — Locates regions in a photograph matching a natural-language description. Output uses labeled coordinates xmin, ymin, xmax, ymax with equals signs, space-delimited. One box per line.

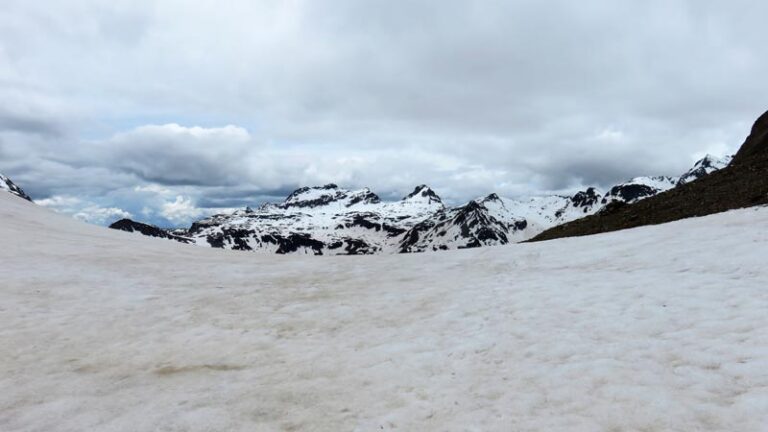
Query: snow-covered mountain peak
xmin=281 ymin=184 xmax=381 ymax=209
xmin=677 ymin=154 xmax=733 ymax=186
xmin=402 ymin=185 xmax=443 ymax=206
xmin=626 ymin=175 xmax=678 ymax=189
xmin=0 ymin=172 xmax=32 ymax=201
xmin=601 ymin=175 xmax=678 ymax=205
xmin=479 ymin=193 xmax=502 ymax=203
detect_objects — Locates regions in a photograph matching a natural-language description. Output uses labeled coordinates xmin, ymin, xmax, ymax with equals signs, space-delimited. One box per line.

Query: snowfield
xmin=1 ymin=191 xmax=767 ymax=431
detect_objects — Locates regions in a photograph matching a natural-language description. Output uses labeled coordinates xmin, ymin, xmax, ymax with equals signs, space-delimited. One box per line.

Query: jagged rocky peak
xmin=677 ymin=154 xmax=733 ymax=186
xmin=0 ymin=172 xmax=33 ymax=202
xmin=281 ymin=184 xmax=381 ymax=209
xmin=403 ymin=185 xmax=442 ymax=205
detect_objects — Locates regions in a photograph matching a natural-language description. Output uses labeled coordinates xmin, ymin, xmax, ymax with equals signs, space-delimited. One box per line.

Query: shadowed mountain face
xmin=530 ymin=110 xmax=768 ymax=242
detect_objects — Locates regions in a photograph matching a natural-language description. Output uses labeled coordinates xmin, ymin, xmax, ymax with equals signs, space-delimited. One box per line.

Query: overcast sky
xmin=1 ymin=0 xmax=767 ymax=226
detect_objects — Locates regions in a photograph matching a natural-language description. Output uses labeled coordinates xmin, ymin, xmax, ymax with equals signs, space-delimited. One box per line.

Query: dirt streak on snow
xmin=1 ymin=192 xmax=767 ymax=431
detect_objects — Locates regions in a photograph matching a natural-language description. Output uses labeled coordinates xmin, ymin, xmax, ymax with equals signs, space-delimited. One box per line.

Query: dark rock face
xmin=270 ymin=233 xmax=326 ymax=255
xmin=282 ymin=190 xmax=346 ymax=209
xmin=530 ymin=110 xmax=768 ymax=242
xmin=602 ymin=184 xmax=658 ymax=204
xmin=206 ymin=232 xmax=225 ymax=248
xmin=188 ymin=219 xmax=219 ymax=235
xmin=343 ymin=213 xmax=382 ymax=231
xmin=221 ymin=228 xmax=254 ymax=250
xmin=397 ymin=215 xmax=439 ymax=253
xmin=335 ymin=212 xmax=407 ymax=237
xmin=571 ymin=187 xmax=601 ymax=208
xmin=0 ymin=174 xmax=33 ymax=201
xmin=453 ymin=201 xmax=509 ymax=247
xmin=109 ymin=219 xmax=194 ymax=244
xmin=328 ymin=238 xmax=378 ymax=255
xmin=347 ymin=190 xmax=381 ymax=206
xmin=732 ymin=110 xmax=768 ymax=165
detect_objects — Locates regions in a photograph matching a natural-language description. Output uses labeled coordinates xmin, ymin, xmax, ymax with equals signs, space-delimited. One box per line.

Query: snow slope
xmin=2 ymin=191 xmax=767 ymax=431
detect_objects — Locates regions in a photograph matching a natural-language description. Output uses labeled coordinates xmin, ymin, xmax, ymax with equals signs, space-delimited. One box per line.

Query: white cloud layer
xmin=2 ymin=0 xmax=767 ymax=225
xmin=36 ymin=195 xmax=132 ymax=225
xmin=160 ymin=195 xmax=204 ymax=224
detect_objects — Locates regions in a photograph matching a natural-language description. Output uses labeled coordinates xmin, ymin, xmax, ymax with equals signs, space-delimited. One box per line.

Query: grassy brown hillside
xmin=530 ymin=111 xmax=768 ymax=242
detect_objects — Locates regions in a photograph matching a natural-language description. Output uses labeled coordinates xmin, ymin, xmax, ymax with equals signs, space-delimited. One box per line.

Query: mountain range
xmin=3 ymin=110 xmax=767 ymax=256
xmin=103 ymin=154 xmax=731 ymax=255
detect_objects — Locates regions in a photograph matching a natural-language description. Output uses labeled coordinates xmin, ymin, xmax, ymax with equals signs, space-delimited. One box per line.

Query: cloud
xmin=35 ymin=195 xmax=83 ymax=209
xmin=2 ymin=0 xmax=767 ymax=226
xmin=160 ymin=195 xmax=204 ymax=224
xmin=36 ymin=195 xmax=132 ymax=225
xmin=101 ymin=123 xmax=253 ymax=186
xmin=73 ymin=206 xmax=132 ymax=225
xmin=0 ymin=109 xmax=64 ymax=137
xmin=134 ymin=184 xmax=172 ymax=195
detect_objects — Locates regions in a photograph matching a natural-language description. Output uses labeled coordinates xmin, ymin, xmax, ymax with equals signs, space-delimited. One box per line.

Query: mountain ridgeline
xmin=107 ymin=154 xmax=731 ymax=255
xmin=5 ymin=112 xmax=763 ymax=254
xmin=530 ymin=110 xmax=768 ymax=242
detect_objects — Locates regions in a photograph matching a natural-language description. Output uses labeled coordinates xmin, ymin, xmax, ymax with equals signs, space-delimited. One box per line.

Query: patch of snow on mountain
xmin=677 ymin=154 xmax=733 ymax=186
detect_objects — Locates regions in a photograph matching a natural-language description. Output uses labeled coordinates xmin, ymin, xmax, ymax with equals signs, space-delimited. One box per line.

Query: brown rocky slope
xmin=529 ymin=110 xmax=768 ymax=242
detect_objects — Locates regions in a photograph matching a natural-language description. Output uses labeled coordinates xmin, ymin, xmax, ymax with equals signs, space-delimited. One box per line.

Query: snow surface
xmin=1 ymin=191 xmax=767 ymax=431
